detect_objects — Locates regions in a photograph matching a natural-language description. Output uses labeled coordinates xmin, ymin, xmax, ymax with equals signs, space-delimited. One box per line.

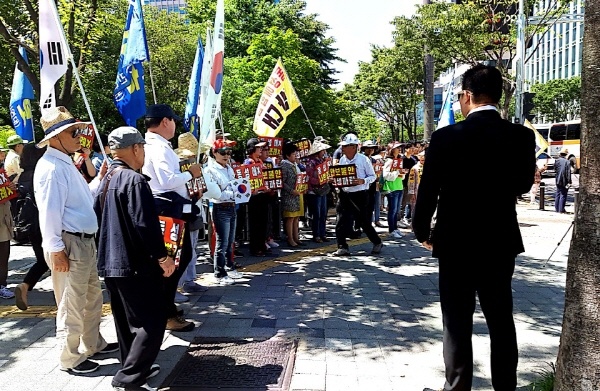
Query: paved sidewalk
xmin=0 ymin=202 xmax=574 ymax=391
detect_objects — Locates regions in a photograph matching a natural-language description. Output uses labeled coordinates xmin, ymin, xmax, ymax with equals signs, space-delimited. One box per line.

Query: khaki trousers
xmin=45 ymin=233 xmax=106 ymax=369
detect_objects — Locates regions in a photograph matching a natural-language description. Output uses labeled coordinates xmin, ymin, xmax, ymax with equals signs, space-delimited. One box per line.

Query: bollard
xmin=539 ymin=182 xmax=545 ymax=210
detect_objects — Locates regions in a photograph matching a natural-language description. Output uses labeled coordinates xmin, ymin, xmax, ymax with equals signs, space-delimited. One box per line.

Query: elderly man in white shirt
xmin=142 ymin=104 xmax=203 ymax=333
xmin=34 ymin=107 xmax=117 ymax=375
xmin=333 ymin=133 xmax=383 ymax=256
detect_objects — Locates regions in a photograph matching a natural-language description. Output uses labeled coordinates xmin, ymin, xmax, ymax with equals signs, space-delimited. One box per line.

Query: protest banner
xmin=0 ymin=169 xmax=18 ymax=204
xmin=259 ymin=136 xmax=284 ymax=157
xmin=329 ymin=164 xmax=357 ymax=187
xmin=263 ymin=168 xmax=283 ymax=190
xmin=179 ymin=158 xmax=207 ymax=198
xmin=295 ymin=172 xmax=309 ymax=194
xmin=262 ymin=160 xmax=274 ymax=170
xmin=158 ymin=216 xmax=185 ymax=266
xmin=294 ymin=139 xmax=311 ymax=159
xmin=390 ymin=158 xmax=403 ymax=171
xmin=78 ymin=124 xmax=95 ymax=150
xmin=234 ymin=163 xmax=266 ymax=191
xmin=316 ymin=159 xmax=331 ymax=185
xmin=374 ymin=161 xmax=384 ymax=177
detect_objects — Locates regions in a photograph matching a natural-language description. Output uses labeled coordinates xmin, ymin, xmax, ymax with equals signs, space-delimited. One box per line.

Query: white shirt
xmin=142 ymin=132 xmax=192 ymax=199
xmin=204 ymin=158 xmax=236 ymax=203
xmin=467 ymin=105 xmax=498 ymax=117
xmin=339 ymin=152 xmax=376 ymax=192
xmin=4 ymin=150 xmax=23 ymax=183
xmin=33 ymin=147 xmax=98 ymax=252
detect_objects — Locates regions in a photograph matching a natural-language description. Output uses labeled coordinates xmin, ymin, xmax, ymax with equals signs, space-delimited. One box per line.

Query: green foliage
xmin=0 ymin=126 xmax=17 ymax=148
xmin=526 ymin=362 xmax=555 ymax=391
xmin=530 ymin=77 xmax=581 ymax=123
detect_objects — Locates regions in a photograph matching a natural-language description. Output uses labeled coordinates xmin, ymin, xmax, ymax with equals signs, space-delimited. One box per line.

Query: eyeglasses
xmin=216 ymin=148 xmax=232 ymax=156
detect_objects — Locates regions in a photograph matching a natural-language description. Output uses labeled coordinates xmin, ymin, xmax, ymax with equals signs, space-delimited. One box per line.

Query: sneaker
xmin=397 ymin=220 xmax=410 ymax=229
xmin=14 ymin=283 xmax=27 ymax=310
xmin=332 ymin=248 xmax=350 ymax=256
xmin=0 ymin=285 xmax=14 ymax=299
xmin=267 ymin=239 xmax=279 ymax=248
xmin=94 ymin=342 xmax=119 ymax=356
xmin=227 ymin=269 xmax=243 ymax=279
xmin=217 ymin=276 xmax=235 ymax=285
xmin=61 ymin=359 xmax=100 ymax=374
xmin=174 ymin=291 xmax=189 ymax=303
xmin=389 ymin=230 xmax=403 ymax=239
xmin=371 ymin=243 xmax=383 ymax=254
xmin=113 ymin=383 xmax=156 ymax=391
xmin=166 ymin=316 xmax=195 ymax=332
xmin=182 ymin=282 xmax=208 ymax=293
xmin=146 ymin=364 xmax=160 ymax=379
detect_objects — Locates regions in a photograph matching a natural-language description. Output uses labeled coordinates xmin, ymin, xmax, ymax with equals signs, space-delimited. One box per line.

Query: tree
xmin=418 ymin=0 xmax=570 ymax=119
xmin=554 ymin=0 xmax=600 ymax=389
xmin=350 ymin=16 xmax=424 ymax=142
xmin=186 ymin=0 xmax=341 ymax=87
xmin=530 ymin=76 xmax=581 ymax=123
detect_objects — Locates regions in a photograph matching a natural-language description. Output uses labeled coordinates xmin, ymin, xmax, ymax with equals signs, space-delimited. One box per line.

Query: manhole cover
xmin=160 ymin=337 xmax=298 ymax=391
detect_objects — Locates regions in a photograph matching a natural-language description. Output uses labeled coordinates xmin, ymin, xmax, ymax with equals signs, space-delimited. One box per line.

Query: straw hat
xmin=38 ymin=106 xmax=90 ymax=147
xmin=307 ymin=136 xmax=330 ymax=155
xmin=174 ymin=132 xmax=199 ymax=158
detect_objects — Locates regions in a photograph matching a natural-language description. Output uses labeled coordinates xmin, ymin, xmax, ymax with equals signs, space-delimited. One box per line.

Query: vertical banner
xmin=253 ymin=58 xmax=301 ymax=137
xmin=10 ymin=47 xmax=35 ymax=141
xmin=39 ymin=0 xmax=69 ymax=111
xmin=198 ymin=0 xmax=224 ymax=149
xmin=184 ymin=36 xmax=204 ymax=138
xmin=114 ymin=0 xmax=150 ymax=126
xmin=159 ymin=216 xmax=186 ymax=266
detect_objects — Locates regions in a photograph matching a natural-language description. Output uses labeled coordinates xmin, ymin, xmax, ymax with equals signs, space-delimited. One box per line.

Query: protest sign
xmin=79 ymin=124 xmax=95 ymax=150
xmin=234 ymin=163 xmax=266 ymax=191
xmin=329 ymin=164 xmax=357 ymax=187
xmin=316 ymin=159 xmax=331 ymax=185
xmin=179 ymin=158 xmax=207 ymax=198
xmin=259 ymin=137 xmax=284 ymax=157
xmin=295 ymin=172 xmax=309 ymax=194
xmin=294 ymin=139 xmax=311 ymax=159
xmin=158 ymin=216 xmax=186 ymax=266
xmin=0 ymin=169 xmax=17 ymax=204
xmin=390 ymin=158 xmax=403 ymax=171
xmin=263 ymin=168 xmax=283 ymax=190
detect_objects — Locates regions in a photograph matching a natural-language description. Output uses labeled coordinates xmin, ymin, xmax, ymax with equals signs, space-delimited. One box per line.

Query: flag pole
xmin=147 ymin=61 xmax=158 ymax=104
xmin=279 ymin=58 xmax=316 ymax=138
xmin=48 ymin=0 xmax=107 ymax=162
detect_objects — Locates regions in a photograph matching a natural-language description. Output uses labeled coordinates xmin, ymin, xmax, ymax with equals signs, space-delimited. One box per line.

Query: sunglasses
xmin=457 ymin=90 xmax=471 ymax=100
xmin=216 ymin=148 xmax=232 ymax=156
xmin=71 ymin=127 xmax=86 ymax=139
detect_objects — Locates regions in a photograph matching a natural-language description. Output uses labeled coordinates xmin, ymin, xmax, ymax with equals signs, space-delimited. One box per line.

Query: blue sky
xmin=304 ymin=0 xmax=422 ymax=88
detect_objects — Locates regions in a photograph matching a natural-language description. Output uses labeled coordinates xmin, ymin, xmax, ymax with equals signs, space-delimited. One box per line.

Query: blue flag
xmin=113 ymin=0 xmax=150 ymax=126
xmin=437 ymin=81 xmax=456 ymax=130
xmin=10 ymin=47 xmax=35 ymax=141
xmin=184 ymin=37 xmax=204 ymax=137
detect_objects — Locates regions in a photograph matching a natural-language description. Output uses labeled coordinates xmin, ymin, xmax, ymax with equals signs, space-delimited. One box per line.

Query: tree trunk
xmin=554 ymin=1 xmax=600 ymax=389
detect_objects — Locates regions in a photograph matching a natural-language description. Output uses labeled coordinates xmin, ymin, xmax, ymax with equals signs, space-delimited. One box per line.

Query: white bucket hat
xmin=307 ymin=136 xmax=331 ymax=155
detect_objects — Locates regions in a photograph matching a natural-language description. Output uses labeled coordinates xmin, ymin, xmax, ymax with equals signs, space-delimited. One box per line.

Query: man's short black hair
xmin=145 ymin=117 xmax=164 ymax=129
xmin=461 ymin=64 xmax=503 ymax=104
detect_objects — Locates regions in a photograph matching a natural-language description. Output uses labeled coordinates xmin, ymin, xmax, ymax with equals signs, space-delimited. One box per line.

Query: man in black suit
xmin=413 ymin=64 xmax=535 ymax=391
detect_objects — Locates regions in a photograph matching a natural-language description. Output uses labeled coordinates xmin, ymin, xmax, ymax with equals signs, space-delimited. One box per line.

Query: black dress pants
xmin=23 ymin=226 xmax=48 ymax=289
xmin=106 ymin=275 xmax=167 ymax=388
xmin=438 ymin=255 xmax=518 ymax=391
xmin=335 ymin=190 xmax=381 ymax=249
xmin=248 ymin=193 xmax=269 ymax=254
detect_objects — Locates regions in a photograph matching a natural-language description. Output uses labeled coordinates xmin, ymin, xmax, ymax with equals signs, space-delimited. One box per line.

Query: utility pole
xmin=515 ymin=0 xmax=526 ymax=123
xmin=423 ymin=0 xmax=435 ymax=141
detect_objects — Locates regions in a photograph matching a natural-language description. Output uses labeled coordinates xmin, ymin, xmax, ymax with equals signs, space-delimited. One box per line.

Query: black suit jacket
xmin=412 ymin=109 xmax=536 ymax=258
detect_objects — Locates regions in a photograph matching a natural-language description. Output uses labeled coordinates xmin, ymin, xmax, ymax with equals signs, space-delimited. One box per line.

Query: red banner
xmin=316 ymin=159 xmax=331 ymax=185
xmin=158 ymin=216 xmax=186 ymax=266
xmin=259 ymin=137 xmax=284 ymax=157
xmin=0 ymin=169 xmax=17 ymax=204
xmin=79 ymin=124 xmax=95 ymax=150
xmin=295 ymin=172 xmax=309 ymax=194
xmin=390 ymin=158 xmax=403 ymax=171
xmin=234 ymin=163 xmax=266 ymax=191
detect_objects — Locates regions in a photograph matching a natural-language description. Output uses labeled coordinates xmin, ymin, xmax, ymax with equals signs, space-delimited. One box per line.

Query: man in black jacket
xmin=413 ymin=65 xmax=536 ymax=391
xmin=94 ymin=126 xmax=175 ymax=391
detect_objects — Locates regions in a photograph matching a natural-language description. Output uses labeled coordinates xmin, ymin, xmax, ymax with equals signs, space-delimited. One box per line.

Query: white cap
xmin=340 ymin=133 xmax=360 ymax=146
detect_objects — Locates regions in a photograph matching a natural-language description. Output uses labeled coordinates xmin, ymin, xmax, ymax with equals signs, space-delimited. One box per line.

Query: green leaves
xmin=531 ymin=76 xmax=581 ymax=123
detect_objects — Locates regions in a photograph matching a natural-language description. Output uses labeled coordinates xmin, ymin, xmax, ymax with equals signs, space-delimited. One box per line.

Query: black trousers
xmin=335 ymin=190 xmax=381 ymax=249
xmin=438 ymin=255 xmax=518 ymax=391
xmin=248 ymin=193 xmax=269 ymax=254
xmin=106 ymin=275 xmax=167 ymax=388
xmin=23 ymin=226 xmax=48 ymax=289
xmin=163 ymin=222 xmax=192 ymax=319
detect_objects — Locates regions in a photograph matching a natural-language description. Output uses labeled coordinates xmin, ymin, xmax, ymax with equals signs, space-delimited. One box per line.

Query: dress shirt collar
xmin=145 ymin=131 xmax=171 ymax=147
xmin=467 ymin=105 xmax=498 ymax=117
xmin=46 ymin=146 xmax=75 ymax=165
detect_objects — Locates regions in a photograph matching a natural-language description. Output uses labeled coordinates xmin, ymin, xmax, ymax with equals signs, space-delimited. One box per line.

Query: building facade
xmin=143 ymin=0 xmax=187 ymax=16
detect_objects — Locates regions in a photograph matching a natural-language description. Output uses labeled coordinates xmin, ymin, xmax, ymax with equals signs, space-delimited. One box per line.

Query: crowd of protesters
xmin=0 ymin=101 xmax=428 ymax=390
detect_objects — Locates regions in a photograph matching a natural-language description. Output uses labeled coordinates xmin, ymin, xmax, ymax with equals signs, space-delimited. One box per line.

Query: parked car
xmin=537 ymin=152 xmax=555 ymax=178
